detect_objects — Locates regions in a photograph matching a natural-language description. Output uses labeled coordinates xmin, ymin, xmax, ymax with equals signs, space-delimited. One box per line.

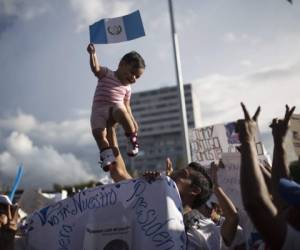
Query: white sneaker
xmin=100 ymin=148 xmax=116 ymax=171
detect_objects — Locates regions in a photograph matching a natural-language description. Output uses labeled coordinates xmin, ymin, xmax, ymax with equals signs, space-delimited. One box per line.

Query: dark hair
xmin=120 ymin=51 xmax=145 ymax=69
xmin=103 ymin=239 xmax=129 ymax=250
xmin=188 ymin=162 xmax=213 ymax=208
xmin=290 ymin=160 xmax=300 ymax=184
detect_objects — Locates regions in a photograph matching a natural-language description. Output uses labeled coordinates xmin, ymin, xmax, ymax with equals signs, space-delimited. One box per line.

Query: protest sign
xmin=217 ymin=152 xmax=271 ymax=249
xmin=290 ymin=114 xmax=300 ymax=156
xmin=189 ymin=122 xmax=267 ymax=165
xmin=217 ymin=152 xmax=243 ymax=209
xmin=217 ymin=152 xmax=271 ymax=210
xmin=23 ymin=176 xmax=186 ymax=250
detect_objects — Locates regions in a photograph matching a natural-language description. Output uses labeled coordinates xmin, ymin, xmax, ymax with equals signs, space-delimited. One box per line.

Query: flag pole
xmin=168 ymin=0 xmax=191 ymax=165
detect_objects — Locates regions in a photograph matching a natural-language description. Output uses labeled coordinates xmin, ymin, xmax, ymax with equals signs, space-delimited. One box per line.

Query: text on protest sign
xmin=23 ymin=176 xmax=186 ymax=250
xmin=290 ymin=114 xmax=300 ymax=156
xmin=189 ymin=122 xmax=266 ymax=165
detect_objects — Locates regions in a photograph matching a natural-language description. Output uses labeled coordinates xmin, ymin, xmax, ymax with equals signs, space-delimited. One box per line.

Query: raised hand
xmin=270 ymin=105 xmax=295 ymax=143
xmin=0 ymin=204 xmax=19 ymax=232
xmin=87 ymin=43 xmax=96 ymax=54
xmin=165 ymin=158 xmax=173 ymax=176
xmin=236 ymin=102 xmax=261 ymax=143
xmin=210 ymin=161 xmax=219 ymax=186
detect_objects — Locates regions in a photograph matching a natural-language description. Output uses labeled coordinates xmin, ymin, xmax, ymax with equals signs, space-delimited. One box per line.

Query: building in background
xmin=117 ymin=83 xmax=202 ymax=175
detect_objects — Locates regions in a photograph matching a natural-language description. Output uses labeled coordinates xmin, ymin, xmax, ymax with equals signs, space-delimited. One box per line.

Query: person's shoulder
xmin=102 ymin=66 xmax=110 ymax=75
xmin=96 ymin=67 xmax=109 ymax=80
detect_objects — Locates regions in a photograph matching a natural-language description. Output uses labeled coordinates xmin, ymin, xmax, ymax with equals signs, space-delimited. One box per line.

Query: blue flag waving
xmin=8 ymin=163 xmax=24 ymax=202
xmin=89 ymin=10 xmax=145 ymax=44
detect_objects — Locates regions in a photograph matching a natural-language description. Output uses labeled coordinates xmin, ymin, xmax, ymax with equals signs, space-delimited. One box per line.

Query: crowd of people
xmin=1 ymin=106 xmax=299 ymax=250
xmin=0 ymin=43 xmax=299 ymax=250
xmin=99 ymin=102 xmax=300 ymax=250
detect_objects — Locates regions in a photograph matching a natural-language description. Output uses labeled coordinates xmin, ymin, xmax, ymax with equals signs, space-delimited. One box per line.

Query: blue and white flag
xmin=89 ymin=10 xmax=145 ymax=44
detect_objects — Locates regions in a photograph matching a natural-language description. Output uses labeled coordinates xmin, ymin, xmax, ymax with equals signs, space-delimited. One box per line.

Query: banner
xmin=217 ymin=152 xmax=271 ymax=250
xmin=23 ymin=176 xmax=186 ymax=250
xmin=217 ymin=152 xmax=243 ymax=209
xmin=90 ymin=10 xmax=145 ymax=44
xmin=189 ymin=121 xmax=268 ymax=165
xmin=290 ymin=114 xmax=300 ymax=156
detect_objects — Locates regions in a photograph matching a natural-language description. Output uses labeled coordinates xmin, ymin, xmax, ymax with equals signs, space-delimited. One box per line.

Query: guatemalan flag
xmin=89 ymin=10 xmax=145 ymax=44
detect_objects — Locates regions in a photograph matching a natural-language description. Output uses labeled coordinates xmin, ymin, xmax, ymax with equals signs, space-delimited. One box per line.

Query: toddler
xmin=87 ymin=43 xmax=145 ymax=171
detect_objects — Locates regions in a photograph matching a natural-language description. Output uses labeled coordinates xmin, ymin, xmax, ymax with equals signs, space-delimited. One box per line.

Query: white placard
xmin=23 ymin=176 xmax=186 ymax=250
xmin=189 ymin=122 xmax=268 ymax=166
xmin=290 ymin=114 xmax=300 ymax=156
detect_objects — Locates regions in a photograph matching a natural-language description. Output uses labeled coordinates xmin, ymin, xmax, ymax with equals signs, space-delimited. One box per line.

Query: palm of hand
xmin=236 ymin=103 xmax=260 ymax=143
xmin=270 ymin=105 xmax=295 ymax=141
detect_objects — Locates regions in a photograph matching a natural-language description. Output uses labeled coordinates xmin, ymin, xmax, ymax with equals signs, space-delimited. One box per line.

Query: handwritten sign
xmin=189 ymin=122 xmax=267 ymax=165
xmin=290 ymin=114 xmax=300 ymax=156
xmin=23 ymin=176 xmax=186 ymax=250
xmin=217 ymin=152 xmax=243 ymax=209
xmin=217 ymin=152 xmax=271 ymax=250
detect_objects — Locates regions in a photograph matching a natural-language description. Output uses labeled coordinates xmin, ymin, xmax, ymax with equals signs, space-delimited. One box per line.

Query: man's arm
xmin=259 ymin=163 xmax=273 ymax=195
xmin=87 ymin=43 xmax=106 ymax=79
xmin=211 ymin=162 xmax=239 ymax=247
xmin=124 ymin=99 xmax=138 ymax=132
xmin=237 ymin=103 xmax=287 ymax=250
xmin=270 ymin=105 xmax=295 ymax=211
xmin=106 ymin=123 xmax=132 ymax=182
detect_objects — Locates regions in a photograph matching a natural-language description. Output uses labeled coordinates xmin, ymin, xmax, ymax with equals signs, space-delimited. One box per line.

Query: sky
xmin=0 ymin=0 xmax=299 ymax=189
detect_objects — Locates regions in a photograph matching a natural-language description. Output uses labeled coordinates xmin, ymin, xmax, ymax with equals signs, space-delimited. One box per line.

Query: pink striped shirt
xmin=92 ymin=67 xmax=131 ymax=107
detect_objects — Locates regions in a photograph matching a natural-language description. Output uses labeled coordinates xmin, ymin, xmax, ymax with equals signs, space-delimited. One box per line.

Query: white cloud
xmin=32 ymin=119 xmax=92 ymax=147
xmin=68 ymin=0 xmax=134 ymax=31
xmin=224 ymin=32 xmax=237 ymax=42
xmin=192 ymin=61 xmax=300 ymax=132
xmin=72 ymin=108 xmax=90 ymax=118
xmin=0 ymin=0 xmax=50 ymax=20
xmin=6 ymin=132 xmax=33 ymax=155
xmin=0 ymin=111 xmax=93 ymax=147
xmin=0 ymin=112 xmax=104 ymax=189
xmin=223 ymin=32 xmax=261 ymax=46
xmin=0 ymin=111 xmax=37 ymax=133
xmin=0 ymin=131 xmax=96 ymax=189
xmin=240 ymin=60 xmax=253 ymax=67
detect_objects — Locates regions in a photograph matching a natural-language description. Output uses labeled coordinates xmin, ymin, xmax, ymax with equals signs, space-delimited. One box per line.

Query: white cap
xmin=0 ymin=194 xmax=12 ymax=205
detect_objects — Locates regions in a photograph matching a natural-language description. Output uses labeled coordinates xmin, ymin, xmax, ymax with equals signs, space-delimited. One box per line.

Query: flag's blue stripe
xmin=123 ymin=10 xmax=145 ymax=41
xmin=89 ymin=19 xmax=107 ymax=44
xmin=8 ymin=164 xmax=24 ymax=201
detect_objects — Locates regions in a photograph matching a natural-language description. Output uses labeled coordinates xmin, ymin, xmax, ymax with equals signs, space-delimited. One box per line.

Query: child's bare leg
xmin=92 ymin=128 xmax=109 ymax=150
xmin=112 ymin=108 xmax=139 ymax=156
xmin=106 ymin=124 xmax=132 ymax=181
xmin=92 ymin=128 xmax=115 ymax=171
xmin=112 ymin=108 xmax=135 ymax=133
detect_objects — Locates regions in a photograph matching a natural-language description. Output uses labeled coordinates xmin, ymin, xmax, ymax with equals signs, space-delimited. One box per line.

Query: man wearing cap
xmin=106 ymin=120 xmax=222 ymax=249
